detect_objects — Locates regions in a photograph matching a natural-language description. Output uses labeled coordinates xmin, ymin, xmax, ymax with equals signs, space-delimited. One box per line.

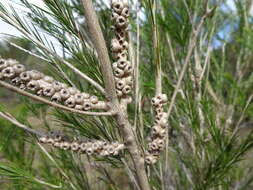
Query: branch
xmin=81 ymin=0 xmax=118 ymax=103
xmin=0 ymin=81 xmax=113 ymax=116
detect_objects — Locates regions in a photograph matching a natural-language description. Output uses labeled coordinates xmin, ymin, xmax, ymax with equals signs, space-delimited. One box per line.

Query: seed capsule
xmin=20 ymin=71 xmax=31 ymax=81
xmin=27 ymin=80 xmax=40 ymax=91
xmin=83 ymin=101 xmax=91 ymax=111
xmin=65 ymin=96 xmax=76 ymax=108
xmin=116 ymin=16 xmax=128 ymax=28
xmin=51 ymin=92 xmax=62 ymax=102
xmin=43 ymin=86 xmax=55 ymax=97
xmin=30 ymin=70 xmax=44 ymax=80
xmin=13 ymin=64 xmax=25 ymax=74
xmin=2 ymin=67 xmax=16 ymax=78
xmin=60 ymin=89 xmax=70 ymax=100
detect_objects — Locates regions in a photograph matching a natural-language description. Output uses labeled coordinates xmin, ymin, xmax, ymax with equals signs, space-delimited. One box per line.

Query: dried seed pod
xmin=80 ymin=142 xmax=87 ymax=152
xmin=122 ymin=41 xmax=129 ymax=49
xmin=53 ymin=141 xmax=61 ymax=148
xmin=151 ymin=97 xmax=160 ymax=107
xmin=60 ymin=89 xmax=70 ymax=100
xmin=116 ymin=16 xmax=128 ymax=28
xmin=116 ymin=79 xmax=125 ymax=90
xmin=47 ymin=137 xmax=55 ymax=144
xmin=68 ymin=87 xmax=77 ymax=95
xmin=11 ymin=77 xmax=21 ymax=85
xmin=112 ymin=1 xmax=124 ymax=14
xmin=117 ymin=59 xmax=128 ymax=69
xmin=74 ymin=93 xmax=84 ymax=104
xmin=43 ymin=76 xmax=54 ymax=84
xmin=27 ymin=80 xmax=40 ymax=91
xmin=0 ymin=59 xmax=8 ymax=71
xmin=13 ymin=64 xmax=25 ymax=74
xmin=123 ymin=63 xmax=132 ymax=74
xmin=114 ymin=68 xmax=124 ymax=77
xmin=116 ymin=89 xmax=123 ymax=97
xmin=60 ymin=141 xmax=71 ymax=150
xmin=112 ymin=62 xmax=119 ymax=70
xmin=111 ymin=12 xmax=119 ymax=21
xmin=65 ymin=96 xmax=76 ymax=108
xmin=152 ymin=125 xmax=166 ymax=137
xmin=39 ymin=136 xmax=48 ymax=143
xmin=111 ymin=38 xmax=123 ymax=52
xmin=121 ymin=7 xmax=129 ymax=17
xmin=145 ymin=154 xmax=157 ymax=165
xmin=82 ymin=92 xmax=90 ymax=99
xmin=71 ymin=141 xmax=80 ymax=152
xmin=83 ymin=101 xmax=91 ymax=111
xmin=2 ymin=67 xmax=16 ymax=78
xmin=90 ymin=96 xmax=98 ymax=104
xmin=7 ymin=59 xmax=18 ymax=66
xmin=51 ymin=92 xmax=62 ymax=102
xmin=20 ymin=71 xmax=31 ymax=81
xmin=43 ymin=86 xmax=55 ymax=97
xmin=52 ymin=81 xmax=63 ymax=92
xmin=122 ymin=85 xmax=131 ymax=94
xmin=29 ymin=70 xmax=43 ymax=80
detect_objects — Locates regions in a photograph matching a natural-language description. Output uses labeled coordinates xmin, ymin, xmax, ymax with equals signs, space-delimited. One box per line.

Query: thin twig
xmin=0 ymin=81 xmax=114 ymax=116
xmin=0 ymin=111 xmax=43 ymax=136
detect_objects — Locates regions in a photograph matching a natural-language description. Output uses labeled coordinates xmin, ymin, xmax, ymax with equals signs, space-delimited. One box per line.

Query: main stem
xmin=81 ymin=1 xmax=150 ymax=189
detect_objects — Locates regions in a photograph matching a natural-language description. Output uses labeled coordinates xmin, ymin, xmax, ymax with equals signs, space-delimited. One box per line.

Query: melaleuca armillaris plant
xmin=0 ymin=0 xmax=253 ymax=190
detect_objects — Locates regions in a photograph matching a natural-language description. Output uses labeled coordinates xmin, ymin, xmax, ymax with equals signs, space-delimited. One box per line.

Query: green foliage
xmin=0 ymin=0 xmax=253 ymax=190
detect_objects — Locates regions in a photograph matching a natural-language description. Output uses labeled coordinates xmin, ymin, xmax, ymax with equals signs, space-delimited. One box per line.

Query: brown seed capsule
xmin=0 ymin=59 xmax=8 ymax=71
xmin=83 ymin=101 xmax=91 ymax=111
xmin=39 ymin=136 xmax=48 ymax=143
xmin=116 ymin=89 xmax=123 ymax=97
xmin=80 ymin=142 xmax=87 ymax=152
xmin=151 ymin=97 xmax=160 ymax=107
xmin=27 ymin=80 xmax=40 ymax=91
xmin=51 ymin=92 xmax=62 ymax=102
xmin=13 ymin=64 xmax=25 ymax=74
xmin=52 ymin=81 xmax=63 ymax=92
xmin=60 ymin=141 xmax=71 ymax=150
xmin=111 ymin=38 xmax=123 ymax=52
xmin=60 ymin=89 xmax=70 ymax=100
xmin=20 ymin=71 xmax=31 ymax=81
xmin=68 ymin=87 xmax=77 ymax=95
xmin=43 ymin=86 xmax=55 ymax=97
xmin=71 ymin=141 xmax=80 ymax=152
xmin=43 ymin=76 xmax=54 ymax=83
xmin=122 ymin=8 xmax=129 ymax=18
xmin=114 ymin=68 xmax=124 ymax=77
xmin=90 ymin=96 xmax=99 ymax=104
xmin=65 ymin=96 xmax=76 ymax=108
xmin=82 ymin=92 xmax=90 ymax=99
xmin=122 ymin=85 xmax=131 ymax=94
xmin=117 ymin=59 xmax=128 ymax=69
xmin=116 ymin=16 xmax=128 ymax=28
xmin=2 ymin=67 xmax=16 ymax=78
xmin=111 ymin=12 xmax=119 ymax=21
xmin=112 ymin=1 xmax=124 ymax=14
xmin=29 ymin=70 xmax=44 ymax=80
xmin=74 ymin=93 xmax=84 ymax=104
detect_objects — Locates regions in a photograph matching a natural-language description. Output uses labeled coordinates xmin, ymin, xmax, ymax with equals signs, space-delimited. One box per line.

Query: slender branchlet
xmin=0 ymin=58 xmax=113 ymax=116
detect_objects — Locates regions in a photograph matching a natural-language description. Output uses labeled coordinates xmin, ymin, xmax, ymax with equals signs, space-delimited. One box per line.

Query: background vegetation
xmin=0 ymin=0 xmax=253 ymax=189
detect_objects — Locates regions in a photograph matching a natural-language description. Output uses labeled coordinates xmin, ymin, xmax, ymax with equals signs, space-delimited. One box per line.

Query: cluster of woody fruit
xmin=111 ymin=0 xmax=133 ymax=98
xmin=0 ymin=0 xmax=170 ymax=164
xmin=145 ymin=94 xmax=168 ymax=164
xmin=39 ymin=131 xmax=125 ymax=156
xmin=0 ymin=58 xmax=107 ymax=111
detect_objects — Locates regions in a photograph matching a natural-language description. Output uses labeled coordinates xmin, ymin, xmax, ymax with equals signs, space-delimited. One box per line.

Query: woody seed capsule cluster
xmin=111 ymin=0 xmax=133 ymax=98
xmin=38 ymin=131 xmax=125 ymax=156
xmin=145 ymin=94 xmax=168 ymax=164
xmin=0 ymin=58 xmax=107 ymax=111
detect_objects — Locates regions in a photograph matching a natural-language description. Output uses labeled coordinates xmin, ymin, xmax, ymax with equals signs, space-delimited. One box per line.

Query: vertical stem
xmin=81 ymin=0 xmax=117 ymax=103
xmin=152 ymin=0 xmax=162 ymax=95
